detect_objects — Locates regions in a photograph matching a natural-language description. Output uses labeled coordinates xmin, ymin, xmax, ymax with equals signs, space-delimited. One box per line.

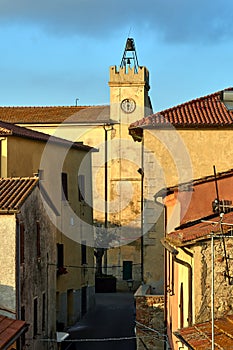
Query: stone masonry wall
xmin=135 ymin=288 xmax=165 ymax=350
xmin=194 ymin=237 xmax=233 ymax=324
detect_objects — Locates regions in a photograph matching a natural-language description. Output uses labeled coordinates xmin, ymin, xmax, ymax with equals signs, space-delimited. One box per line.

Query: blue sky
xmin=0 ymin=0 xmax=233 ymax=112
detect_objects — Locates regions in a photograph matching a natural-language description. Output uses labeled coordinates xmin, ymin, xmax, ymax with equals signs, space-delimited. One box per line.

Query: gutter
xmin=161 ymin=238 xmax=193 ymax=327
xmin=173 ymin=332 xmax=195 ymax=350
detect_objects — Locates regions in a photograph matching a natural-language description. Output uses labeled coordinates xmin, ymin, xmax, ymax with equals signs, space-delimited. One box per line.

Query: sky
xmin=0 ymin=0 xmax=233 ymax=112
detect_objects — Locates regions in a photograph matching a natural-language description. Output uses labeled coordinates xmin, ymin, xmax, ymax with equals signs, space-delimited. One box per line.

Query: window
xmin=36 ymin=221 xmax=41 ymax=259
xmin=81 ymin=240 xmax=87 ymax=265
xmin=57 ymin=243 xmax=64 ymax=268
xmin=20 ymin=223 xmax=25 ymax=265
xmin=61 ymin=172 xmax=68 ymax=201
xmin=42 ymin=292 xmax=46 ymax=332
xmin=33 ymin=298 xmax=38 ymax=337
xmin=78 ymin=175 xmax=85 ymax=202
xmin=123 ymin=261 xmax=132 ymax=280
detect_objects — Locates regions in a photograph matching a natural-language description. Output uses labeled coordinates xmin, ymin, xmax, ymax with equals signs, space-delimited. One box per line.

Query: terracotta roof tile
xmin=167 ymin=211 xmax=233 ymax=245
xmin=0 ymin=105 xmax=111 ymax=124
xmin=0 ymin=177 xmax=39 ymax=212
xmin=129 ymin=88 xmax=233 ymax=130
xmin=0 ymin=315 xmax=27 ymax=348
xmin=175 ymin=314 xmax=233 ymax=349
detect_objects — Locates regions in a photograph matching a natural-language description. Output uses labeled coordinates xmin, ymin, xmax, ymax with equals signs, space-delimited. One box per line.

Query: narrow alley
xmin=65 ymin=293 xmax=136 ymax=350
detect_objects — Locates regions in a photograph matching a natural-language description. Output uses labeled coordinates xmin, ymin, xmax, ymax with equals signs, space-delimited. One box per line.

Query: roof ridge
xmin=0 ymin=104 xmax=108 ymax=109
xmin=160 ymin=88 xmax=230 ymax=114
xmin=129 ymin=87 xmax=233 ymax=133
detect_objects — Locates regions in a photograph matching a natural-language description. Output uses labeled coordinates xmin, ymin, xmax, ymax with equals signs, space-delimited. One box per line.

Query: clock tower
xmin=109 ymin=38 xmax=153 ymax=124
xmin=106 ymin=38 xmax=154 ymax=228
xmin=106 ymin=38 xmax=154 ymax=289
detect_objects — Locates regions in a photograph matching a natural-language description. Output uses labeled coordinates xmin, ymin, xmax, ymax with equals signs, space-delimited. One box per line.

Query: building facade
xmin=161 ymin=170 xmax=233 ymax=349
xmin=0 ymin=177 xmax=57 ymax=350
xmin=129 ymin=88 xmax=233 ymax=292
xmin=0 ymin=121 xmax=96 ymax=347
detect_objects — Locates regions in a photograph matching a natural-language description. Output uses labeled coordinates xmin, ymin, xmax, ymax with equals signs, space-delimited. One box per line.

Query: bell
xmin=125 ymin=38 xmax=135 ymax=51
xmin=127 ymin=58 xmax=131 ymax=65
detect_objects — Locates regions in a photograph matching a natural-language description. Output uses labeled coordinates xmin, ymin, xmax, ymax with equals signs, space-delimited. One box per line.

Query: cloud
xmin=1 ymin=0 xmax=233 ymax=44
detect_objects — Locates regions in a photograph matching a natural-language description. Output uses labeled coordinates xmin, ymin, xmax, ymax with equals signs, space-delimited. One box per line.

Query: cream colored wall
xmin=144 ymin=128 xmax=233 ymax=192
xmin=2 ymin=135 xmax=95 ymax=322
xmin=43 ymin=144 xmax=95 ymax=291
xmin=167 ymin=247 xmax=193 ymax=350
xmin=7 ymin=137 xmax=45 ymax=177
xmin=0 ymin=215 xmax=16 ymax=317
xmin=179 ymin=129 xmax=233 ymax=179
xmin=18 ymin=124 xmax=110 ymax=224
xmin=56 ymin=234 xmax=82 ymax=291
xmin=0 ymin=137 xmax=7 ymax=177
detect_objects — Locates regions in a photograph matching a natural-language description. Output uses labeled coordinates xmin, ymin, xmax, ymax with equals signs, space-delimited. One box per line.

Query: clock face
xmin=120 ymin=98 xmax=136 ymax=113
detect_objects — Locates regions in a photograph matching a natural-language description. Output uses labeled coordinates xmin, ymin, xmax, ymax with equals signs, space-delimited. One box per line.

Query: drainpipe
xmin=154 ymin=190 xmax=168 ymax=349
xmin=103 ymin=124 xmax=114 ymax=275
xmin=161 ymin=239 xmax=193 ymax=327
xmin=16 ymin=219 xmax=21 ymax=319
xmin=138 ymin=135 xmax=144 ymax=283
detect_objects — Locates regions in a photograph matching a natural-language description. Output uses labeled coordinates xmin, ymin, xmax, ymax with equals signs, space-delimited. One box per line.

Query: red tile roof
xmin=0 ymin=105 xmax=111 ymax=124
xmin=129 ymin=88 xmax=233 ymax=133
xmin=0 ymin=177 xmax=39 ymax=213
xmin=0 ymin=315 xmax=27 ymax=349
xmin=0 ymin=120 xmax=95 ymax=152
xmin=166 ymin=211 xmax=233 ymax=245
xmin=174 ymin=314 xmax=233 ymax=350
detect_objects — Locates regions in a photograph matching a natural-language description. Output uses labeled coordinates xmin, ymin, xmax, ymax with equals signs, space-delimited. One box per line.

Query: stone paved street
xmin=65 ymin=293 xmax=136 ymax=350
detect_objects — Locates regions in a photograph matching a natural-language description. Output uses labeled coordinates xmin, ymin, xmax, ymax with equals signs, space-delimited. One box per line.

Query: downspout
xmin=103 ymin=124 xmax=114 ymax=275
xmin=104 ymin=124 xmax=108 ymax=275
xmin=164 ymin=206 xmax=168 ymax=350
xmin=128 ymin=126 xmax=145 ymax=283
xmin=154 ymin=190 xmax=167 ymax=349
xmin=161 ymin=239 xmax=193 ymax=327
xmin=16 ymin=218 xmax=21 ymax=319
xmin=140 ymin=135 xmax=144 ymax=283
